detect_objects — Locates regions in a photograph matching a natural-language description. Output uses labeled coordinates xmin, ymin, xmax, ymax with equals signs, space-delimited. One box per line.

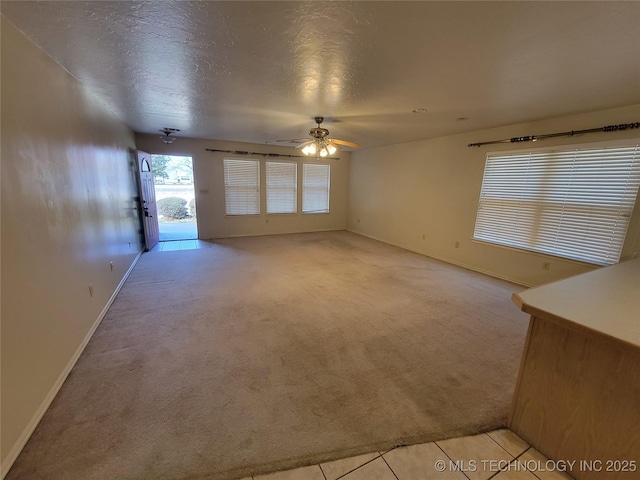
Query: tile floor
xmin=148 ymin=239 xmax=213 ymax=252
xmin=238 ymin=430 xmax=573 ymax=480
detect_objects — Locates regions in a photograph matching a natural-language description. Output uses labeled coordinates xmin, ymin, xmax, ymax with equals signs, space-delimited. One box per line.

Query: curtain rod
xmin=467 ymin=122 xmax=639 ymax=148
xmin=205 ymin=148 xmax=339 ymax=159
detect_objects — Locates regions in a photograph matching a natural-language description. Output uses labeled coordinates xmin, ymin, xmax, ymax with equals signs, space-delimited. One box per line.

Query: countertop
xmin=513 ymin=258 xmax=640 ymax=349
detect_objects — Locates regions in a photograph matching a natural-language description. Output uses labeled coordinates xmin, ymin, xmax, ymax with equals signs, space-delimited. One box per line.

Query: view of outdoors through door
xmin=151 ymin=155 xmax=197 ymax=241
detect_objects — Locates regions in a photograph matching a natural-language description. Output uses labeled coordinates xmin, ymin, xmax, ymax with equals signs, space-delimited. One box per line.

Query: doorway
xmin=151 ymin=155 xmax=198 ymax=241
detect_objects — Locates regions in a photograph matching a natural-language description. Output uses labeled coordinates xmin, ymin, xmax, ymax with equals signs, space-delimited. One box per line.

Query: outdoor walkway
xmin=158 ymin=222 xmax=197 ymax=241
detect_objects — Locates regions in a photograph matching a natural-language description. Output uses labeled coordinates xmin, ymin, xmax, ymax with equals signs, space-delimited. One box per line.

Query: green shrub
xmin=188 ymin=198 xmax=196 ymax=217
xmin=157 ymin=197 xmax=187 ymax=219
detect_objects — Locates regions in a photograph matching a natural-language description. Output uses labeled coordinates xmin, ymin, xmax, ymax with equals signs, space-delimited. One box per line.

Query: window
xmin=224 ymin=158 xmax=260 ymax=215
xmin=266 ymin=161 xmax=297 ymax=213
xmin=473 ymin=143 xmax=640 ymax=265
xmin=303 ymin=164 xmax=330 ymax=213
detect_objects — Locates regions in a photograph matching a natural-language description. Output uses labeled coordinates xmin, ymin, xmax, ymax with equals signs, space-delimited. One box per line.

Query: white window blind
xmin=266 ymin=161 xmax=297 ymax=213
xmin=224 ymin=158 xmax=260 ymax=215
xmin=303 ymin=164 xmax=330 ymax=213
xmin=473 ymin=144 xmax=640 ymax=265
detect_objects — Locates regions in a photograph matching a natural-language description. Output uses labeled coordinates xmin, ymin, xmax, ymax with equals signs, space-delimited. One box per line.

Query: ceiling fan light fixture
xmin=159 ymin=127 xmax=180 ymax=144
xmin=302 ymin=143 xmax=317 ymax=155
xmin=281 ymin=117 xmax=358 ymax=156
xmin=301 ymin=140 xmax=339 ymax=157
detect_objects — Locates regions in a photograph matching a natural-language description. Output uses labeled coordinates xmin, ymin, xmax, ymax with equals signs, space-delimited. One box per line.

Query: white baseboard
xmin=1 ymin=251 xmax=143 ymax=479
xmin=346 ymin=228 xmax=533 ymax=287
xmin=207 ymin=227 xmax=345 ymax=240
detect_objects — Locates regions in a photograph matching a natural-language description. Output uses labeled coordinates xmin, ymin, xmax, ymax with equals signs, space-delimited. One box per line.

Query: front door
xmin=137 ymin=150 xmax=160 ymax=251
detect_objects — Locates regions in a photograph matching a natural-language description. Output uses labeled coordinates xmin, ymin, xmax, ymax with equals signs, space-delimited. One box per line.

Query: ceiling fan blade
xmin=325 ymin=140 xmax=342 ymax=151
xmin=331 ymin=138 xmax=361 ymax=148
xmin=295 ymin=140 xmax=314 ymax=149
xmin=276 ymin=138 xmax=309 ymax=144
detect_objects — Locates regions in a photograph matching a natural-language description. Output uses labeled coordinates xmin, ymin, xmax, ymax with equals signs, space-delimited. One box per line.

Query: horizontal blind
xmin=474 ymin=144 xmax=640 ymax=265
xmin=303 ymin=164 xmax=330 ymax=213
xmin=224 ymin=158 xmax=260 ymax=215
xmin=266 ymin=161 xmax=297 ymax=213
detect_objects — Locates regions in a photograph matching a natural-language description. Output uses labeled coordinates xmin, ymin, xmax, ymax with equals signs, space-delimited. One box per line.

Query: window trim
xmin=265 ymin=160 xmax=298 ymax=215
xmin=223 ymin=157 xmax=261 ymax=216
xmin=302 ymin=163 xmax=331 ymax=214
xmin=472 ymin=139 xmax=640 ymax=266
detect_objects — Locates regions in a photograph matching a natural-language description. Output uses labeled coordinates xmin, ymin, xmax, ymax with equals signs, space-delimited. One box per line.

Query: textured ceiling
xmin=2 ymin=1 xmax=639 ymax=148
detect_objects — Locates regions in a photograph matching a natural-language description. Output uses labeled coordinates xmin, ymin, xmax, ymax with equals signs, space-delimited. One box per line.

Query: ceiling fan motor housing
xmin=310 ymin=127 xmax=330 ymax=139
xmin=310 ymin=116 xmax=330 ymax=139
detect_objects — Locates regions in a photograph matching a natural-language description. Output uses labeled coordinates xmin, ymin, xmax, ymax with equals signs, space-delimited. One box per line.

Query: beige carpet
xmin=7 ymin=231 xmax=530 ymax=480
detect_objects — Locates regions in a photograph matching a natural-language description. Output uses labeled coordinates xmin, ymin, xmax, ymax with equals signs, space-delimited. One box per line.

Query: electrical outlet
xmin=88 ymin=285 xmax=94 ymax=297
xmin=266 ymin=218 xmax=269 ymax=224
xmin=455 ymin=241 xmax=460 ymax=248
xmin=543 ymin=262 xmax=551 ymax=270
xmin=356 ymin=218 xmax=360 ymax=223
xmin=422 ymin=234 xmax=426 ymax=240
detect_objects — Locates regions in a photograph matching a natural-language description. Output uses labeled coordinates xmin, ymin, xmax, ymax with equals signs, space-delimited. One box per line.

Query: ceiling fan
xmin=278 ymin=117 xmax=360 ymax=157
xmin=159 ymin=127 xmax=180 ymax=144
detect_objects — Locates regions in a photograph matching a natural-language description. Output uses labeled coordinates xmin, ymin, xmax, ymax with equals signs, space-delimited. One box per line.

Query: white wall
xmin=135 ymin=134 xmax=350 ymax=238
xmin=1 ymin=16 xmax=143 ymax=475
xmin=348 ymin=105 xmax=640 ymax=286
